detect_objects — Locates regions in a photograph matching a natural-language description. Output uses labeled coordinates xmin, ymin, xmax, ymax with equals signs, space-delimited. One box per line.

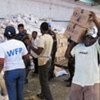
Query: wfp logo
xmin=7 ymin=48 xmax=22 ymax=57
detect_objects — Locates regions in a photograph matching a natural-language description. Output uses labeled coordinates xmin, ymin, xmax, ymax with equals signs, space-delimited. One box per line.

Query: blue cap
xmin=4 ymin=26 xmax=16 ymax=38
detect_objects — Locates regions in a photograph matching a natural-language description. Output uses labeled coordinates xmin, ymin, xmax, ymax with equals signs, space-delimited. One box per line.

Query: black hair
xmin=18 ymin=24 xmax=24 ymax=28
xmin=23 ymin=35 xmax=30 ymax=41
xmin=32 ymin=31 xmax=38 ymax=35
xmin=40 ymin=22 xmax=49 ymax=31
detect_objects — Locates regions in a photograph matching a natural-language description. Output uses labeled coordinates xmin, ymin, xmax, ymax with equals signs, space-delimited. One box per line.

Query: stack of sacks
xmin=64 ymin=7 xmax=92 ymax=43
xmin=0 ymin=14 xmax=41 ymax=35
xmin=55 ymin=47 xmax=67 ymax=62
xmin=0 ymin=14 xmax=66 ymax=36
xmin=57 ymin=34 xmax=67 ymax=48
xmin=55 ymin=34 xmax=67 ymax=62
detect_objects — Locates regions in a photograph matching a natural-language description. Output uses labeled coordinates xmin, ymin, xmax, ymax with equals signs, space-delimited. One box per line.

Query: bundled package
xmin=70 ymin=7 xmax=91 ymax=27
xmin=64 ymin=7 xmax=92 ymax=43
xmin=65 ymin=22 xmax=86 ymax=42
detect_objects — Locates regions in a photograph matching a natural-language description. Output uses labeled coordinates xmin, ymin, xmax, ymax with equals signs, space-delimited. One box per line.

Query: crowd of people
xmin=0 ymin=22 xmax=57 ymax=100
xmin=0 ymin=12 xmax=100 ymax=100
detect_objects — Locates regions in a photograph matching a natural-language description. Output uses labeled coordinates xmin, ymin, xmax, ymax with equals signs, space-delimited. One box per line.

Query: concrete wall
xmin=0 ymin=0 xmax=100 ymax=19
xmin=0 ymin=0 xmax=100 ymax=29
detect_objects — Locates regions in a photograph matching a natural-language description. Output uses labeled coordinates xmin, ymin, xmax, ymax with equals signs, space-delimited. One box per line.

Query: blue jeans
xmin=4 ymin=69 xmax=25 ymax=100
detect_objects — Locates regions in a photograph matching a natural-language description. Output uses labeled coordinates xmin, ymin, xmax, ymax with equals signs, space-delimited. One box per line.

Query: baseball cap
xmin=4 ymin=26 xmax=16 ymax=38
xmin=86 ymin=25 xmax=98 ymax=38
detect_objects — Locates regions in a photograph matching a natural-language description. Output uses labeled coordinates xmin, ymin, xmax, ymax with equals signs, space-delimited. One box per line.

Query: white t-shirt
xmin=31 ymin=38 xmax=39 ymax=58
xmin=71 ymin=40 xmax=100 ymax=87
xmin=0 ymin=39 xmax=28 ymax=71
xmin=38 ymin=34 xmax=53 ymax=62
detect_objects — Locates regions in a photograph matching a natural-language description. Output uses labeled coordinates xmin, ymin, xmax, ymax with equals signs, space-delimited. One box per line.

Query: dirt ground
xmin=24 ymin=70 xmax=70 ymax=100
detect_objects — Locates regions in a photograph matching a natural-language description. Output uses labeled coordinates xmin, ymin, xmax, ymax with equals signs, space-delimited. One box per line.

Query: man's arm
xmin=25 ymin=37 xmax=44 ymax=55
xmin=22 ymin=54 xmax=30 ymax=67
xmin=30 ymin=44 xmax=43 ymax=55
xmin=0 ymin=74 xmax=8 ymax=95
xmin=90 ymin=12 xmax=100 ymax=36
xmin=0 ymin=58 xmax=4 ymax=73
xmin=65 ymin=40 xmax=77 ymax=59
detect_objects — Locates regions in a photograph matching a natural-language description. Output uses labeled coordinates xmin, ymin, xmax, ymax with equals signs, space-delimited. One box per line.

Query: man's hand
xmin=89 ymin=11 xmax=100 ymax=36
xmin=89 ymin=11 xmax=97 ymax=22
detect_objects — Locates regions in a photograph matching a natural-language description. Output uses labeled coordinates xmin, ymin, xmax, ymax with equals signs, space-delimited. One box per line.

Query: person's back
xmin=39 ymin=34 xmax=53 ymax=58
xmin=0 ymin=39 xmax=26 ymax=71
xmin=0 ymin=26 xmax=29 ymax=100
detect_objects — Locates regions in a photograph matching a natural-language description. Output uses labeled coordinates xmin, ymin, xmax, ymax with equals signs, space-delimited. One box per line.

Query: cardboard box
xmin=64 ymin=7 xmax=94 ymax=43
xmin=70 ymin=7 xmax=91 ymax=27
xmin=64 ymin=22 xmax=75 ymax=38
xmin=64 ymin=22 xmax=86 ymax=43
xmin=71 ymin=25 xmax=86 ymax=42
